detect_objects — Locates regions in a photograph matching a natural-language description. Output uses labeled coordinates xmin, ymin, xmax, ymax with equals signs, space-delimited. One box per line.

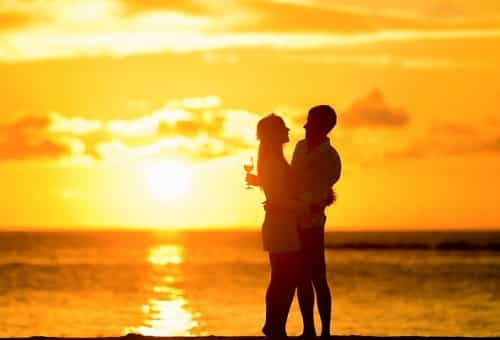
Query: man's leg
xmin=313 ymin=274 xmax=331 ymax=337
xmin=310 ymin=228 xmax=332 ymax=338
xmin=297 ymin=229 xmax=316 ymax=337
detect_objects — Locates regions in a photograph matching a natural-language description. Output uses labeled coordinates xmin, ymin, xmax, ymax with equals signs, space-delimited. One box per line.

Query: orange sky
xmin=1 ymin=0 xmax=500 ymax=230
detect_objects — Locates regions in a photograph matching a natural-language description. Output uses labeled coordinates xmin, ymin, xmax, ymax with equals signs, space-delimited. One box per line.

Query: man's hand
xmin=324 ymin=189 xmax=336 ymax=207
xmin=311 ymin=189 xmax=336 ymax=212
xmin=246 ymin=173 xmax=260 ymax=187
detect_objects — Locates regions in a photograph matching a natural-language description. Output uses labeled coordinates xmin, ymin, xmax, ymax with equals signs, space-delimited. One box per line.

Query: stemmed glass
xmin=243 ymin=157 xmax=254 ymax=189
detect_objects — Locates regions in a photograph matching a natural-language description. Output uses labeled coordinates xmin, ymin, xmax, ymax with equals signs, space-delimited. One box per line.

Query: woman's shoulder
xmin=260 ymin=160 xmax=292 ymax=187
xmin=264 ymin=161 xmax=291 ymax=178
xmin=261 ymin=158 xmax=290 ymax=173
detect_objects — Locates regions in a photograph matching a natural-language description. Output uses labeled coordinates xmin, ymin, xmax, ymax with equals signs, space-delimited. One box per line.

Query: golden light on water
xmin=148 ymin=244 xmax=183 ymax=265
xmin=126 ymin=245 xmax=199 ymax=336
xmin=138 ymin=297 xmax=199 ymax=336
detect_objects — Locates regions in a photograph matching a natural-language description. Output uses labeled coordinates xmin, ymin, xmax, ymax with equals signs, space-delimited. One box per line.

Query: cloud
xmin=428 ymin=2 xmax=465 ymax=18
xmin=0 ymin=96 xmax=262 ymax=163
xmin=487 ymin=137 xmax=500 ymax=151
xmin=120 ymin=0 xmax=210 ymax=16
xmin=117 ymin=0 xmax=500 ymax=33
xmin=385 ymin=121 xmax=500 ymax=160
xmin=2 ymin=1 xmax=500 ymax=61
xmin=387 ymin=137 xmax=500 ymax=160
xmin=429 ymin=122 xmax=477 ymax=136
xmin=157 ymin=117 xmax=224 ymax=137
xmin=49 ymin=113 xmax=102 ymax=135
xmin=343 ymin=89 xmax=410 ymax=128
xmin=134 ymin=100 xmax=259 ymax=159
xmin=234 ymin=1 xmax=413 ymax=33
xmin=286 ymin=53 xmax=495 ymax=70
xmin=232 ymin=1 xmax=500 ymax=34
xmin=0 ymin=116 xmax=73 ymax=161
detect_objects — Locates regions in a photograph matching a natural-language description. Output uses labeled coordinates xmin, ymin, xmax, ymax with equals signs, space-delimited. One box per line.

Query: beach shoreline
xmin=3 ymin=335 xmax=499 ymax=340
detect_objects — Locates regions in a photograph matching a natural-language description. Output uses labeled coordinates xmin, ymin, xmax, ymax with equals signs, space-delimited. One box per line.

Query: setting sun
xmin=144 ymin=161 xmax=191 ymax=203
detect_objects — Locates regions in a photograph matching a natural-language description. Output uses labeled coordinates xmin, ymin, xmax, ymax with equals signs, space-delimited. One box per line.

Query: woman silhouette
xmin=253 ymin=114 xmax=304 ymax=337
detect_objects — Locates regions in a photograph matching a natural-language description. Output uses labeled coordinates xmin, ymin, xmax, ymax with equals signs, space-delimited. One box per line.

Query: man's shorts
xmin=298 ymin=227 xmax=327 ymax=279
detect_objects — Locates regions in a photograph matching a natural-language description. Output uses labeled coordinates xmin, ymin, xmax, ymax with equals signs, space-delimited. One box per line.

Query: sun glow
xmin=144 ymin=161 xmax=191 ymax=202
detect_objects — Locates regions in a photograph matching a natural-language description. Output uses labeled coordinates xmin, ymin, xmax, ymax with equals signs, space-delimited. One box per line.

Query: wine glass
xmin=243 ymin=157 xmax=254 ymax=189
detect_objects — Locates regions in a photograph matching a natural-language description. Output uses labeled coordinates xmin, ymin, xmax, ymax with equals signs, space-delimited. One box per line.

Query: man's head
xmin=304 ymin=105 xmax=337 ymax=141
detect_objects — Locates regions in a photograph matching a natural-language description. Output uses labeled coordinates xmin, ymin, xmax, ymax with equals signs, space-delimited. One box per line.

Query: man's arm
xmin=310 ymin=147 xmax=341 ymax=206
xmin=326 ymin=147 xmax=342 ymax=186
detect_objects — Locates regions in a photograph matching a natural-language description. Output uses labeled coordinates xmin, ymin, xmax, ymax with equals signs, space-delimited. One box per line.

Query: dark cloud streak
xmin=0 ymin=115 xmax=71 ymax=161
xmin=0 ymin=12 xmax=37 ymax=31
xmin=343 ymin=89 xmax=409 ymax=128
xmin=429 ymin=122 xmax=477 ymax=136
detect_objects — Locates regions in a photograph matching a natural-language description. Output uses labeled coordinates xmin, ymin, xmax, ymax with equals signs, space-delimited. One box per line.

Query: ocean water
xmin=0 ymin=230 xmax=499 ymax=337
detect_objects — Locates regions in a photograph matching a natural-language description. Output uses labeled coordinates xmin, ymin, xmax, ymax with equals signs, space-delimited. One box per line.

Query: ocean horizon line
xmin=1 ymin=226 xmax=500 ymax=233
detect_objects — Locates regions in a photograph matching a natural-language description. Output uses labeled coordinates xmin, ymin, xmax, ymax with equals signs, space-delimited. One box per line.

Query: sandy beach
xmin=3 ymin=335 xmax=499 ymax=340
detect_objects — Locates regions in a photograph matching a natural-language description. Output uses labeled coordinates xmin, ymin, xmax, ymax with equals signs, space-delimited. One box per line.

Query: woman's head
xmin=257 ymin=113 xmax=290 ymax=145
xmin=256 ymin=114 xmax=290 ymax=177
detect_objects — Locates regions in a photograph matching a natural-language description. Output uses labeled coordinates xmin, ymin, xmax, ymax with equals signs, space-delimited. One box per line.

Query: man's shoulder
xmin=323 ymin=142 xmax=341 ymax=164
xmin=327 ymin=143 xmax=340 ymax=157
xmin=295 ymin=139 xmax=307 ymax=148
xmin=292 ymin=139 xmax=308 ymax=154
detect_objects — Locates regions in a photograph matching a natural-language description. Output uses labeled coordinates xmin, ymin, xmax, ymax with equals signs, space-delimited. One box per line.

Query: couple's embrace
xmin=246 ymin=105 xmax=342 ymax=338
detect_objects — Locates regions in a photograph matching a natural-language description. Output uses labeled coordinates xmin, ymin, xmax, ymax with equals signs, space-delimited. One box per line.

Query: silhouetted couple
xmin=246 ymin=105 xmax=341 ymax=338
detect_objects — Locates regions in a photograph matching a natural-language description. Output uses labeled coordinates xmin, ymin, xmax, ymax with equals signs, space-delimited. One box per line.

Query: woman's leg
xmin=278 ymin=252 xmax=300 ymax=333
xmin=263 ymin=276 xmax=273 ymax=336
xmin=263 ymin=253 xmax=279 ymax=336
xmin=263 ymin=252 xmax=288 ymax=337
xmin=263 ymin=252 xmax=300 ymax=337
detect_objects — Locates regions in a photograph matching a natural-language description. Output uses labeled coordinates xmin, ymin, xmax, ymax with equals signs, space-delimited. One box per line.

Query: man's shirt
xmin=291 ymin=138 xmax=341 ymax=228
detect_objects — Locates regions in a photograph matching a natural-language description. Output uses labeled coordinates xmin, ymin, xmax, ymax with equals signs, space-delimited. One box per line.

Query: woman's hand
xmin=246 ymin=173 xmax=260 ymax=187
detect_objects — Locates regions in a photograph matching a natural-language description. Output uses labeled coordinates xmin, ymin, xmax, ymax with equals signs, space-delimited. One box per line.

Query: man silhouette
xmin=291 ymin=105 xmax=341 ymax=338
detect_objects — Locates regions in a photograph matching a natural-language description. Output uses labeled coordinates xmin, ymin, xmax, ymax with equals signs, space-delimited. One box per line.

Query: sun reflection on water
xmin=148 ymin=245 xmax=183 ymax=265
xmin=125 ymin=245 xmax=199 ymax=336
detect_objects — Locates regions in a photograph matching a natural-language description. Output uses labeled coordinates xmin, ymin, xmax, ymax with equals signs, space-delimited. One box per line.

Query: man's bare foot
xmin=298 ymin=331 xmax=316 ymax=339
xmin=319 ymin=332 xmax=331 ymax=339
